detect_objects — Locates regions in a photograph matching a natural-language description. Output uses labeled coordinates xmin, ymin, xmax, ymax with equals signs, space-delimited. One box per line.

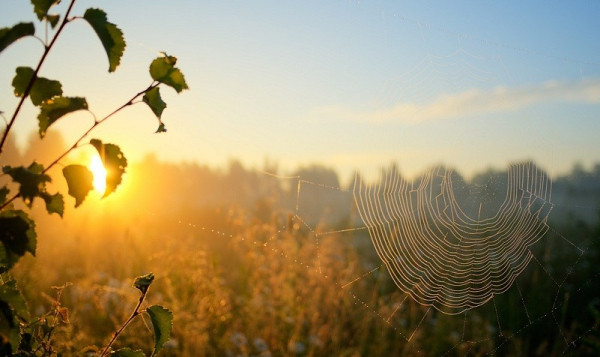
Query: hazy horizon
xmin=2 ymin=1 xmax=599 ymax=183
xmin=4 ymin=129 xmax=599 ymax=190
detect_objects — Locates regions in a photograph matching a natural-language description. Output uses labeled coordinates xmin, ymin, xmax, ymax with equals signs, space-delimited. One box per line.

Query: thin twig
xmin=40 ymin=285 xmax=69 ymax=355
xmin=33 ymin=35 xmax=47 ymax=48
xmin=99 ymin=290 xmax=148 ymax=357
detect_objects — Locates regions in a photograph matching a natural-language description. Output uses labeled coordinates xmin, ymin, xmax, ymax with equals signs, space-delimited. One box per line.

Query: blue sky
xmin=1 ymin=1 xmax=599 ymax=182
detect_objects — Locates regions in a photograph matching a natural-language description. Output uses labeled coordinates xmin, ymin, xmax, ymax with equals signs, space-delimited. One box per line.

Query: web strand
xmin=353 ymin=162 xmax=553 ymax=314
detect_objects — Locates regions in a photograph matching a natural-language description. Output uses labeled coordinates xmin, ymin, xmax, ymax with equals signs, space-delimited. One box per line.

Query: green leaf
xmin=0 ymin=22 xmax=35 ymax=54
xmin=90 ymin=139 xmax=128 ymax=197
xmin=111 ymin=348 xmax=146 ymax=357
xmin=146 ymin=305 xmax=173 ymax=356
xmin=83 ymin=8 xmax=126 ymax=73
xmin=62 ymin=165 xmax=94 ymax=207
xmin=45 ymin=14 xmax=60 ymax=28
xmin=31 ymin=0 xmax=61 ymax=21
xmin=0 ymin=216 xmax=30 ymax=257
xmin=3 ymin=162 xmax=64 ymax=216
xmin=0 ymin=186 xmax=8 ymax=205
xmin=155 ymin=122 xmax=167 ymax=133
xmin=18 ymin=332 xmax=33 ymax=353
xmin=11 ymin=67 xmax=33 ymax=97
xmin=0 ymin=210 xmax=36 ymax=272
xmin=2 ymin=162 xmax=51 ymax=207
xmin=37 ymin=96 xmax=88 ymax=137
xmin=14 ymin=211 xmax=36 ymax=257
xmin=0 ymin=279 xmax=28 ymax=351
xmin=12 ymin=67 xmax=63 ymax=106
xmin=40 ymin=192 xmax=64 ymax=217
xmin=133 ymin=272 xmax=154 ymax=295
xmin=149 ymin=54 xmax=189 ymax=93
xmin=0 ymin=279 xmax=29 ymax=322
xmin=143 ymin=87 xmax=167 ymax=118
xmin=143 ymin=87 xmax=168 ymax=133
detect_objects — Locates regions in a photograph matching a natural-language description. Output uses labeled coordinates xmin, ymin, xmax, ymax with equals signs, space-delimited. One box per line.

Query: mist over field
xmin=3 ymin=132 xmax=599 ymax=355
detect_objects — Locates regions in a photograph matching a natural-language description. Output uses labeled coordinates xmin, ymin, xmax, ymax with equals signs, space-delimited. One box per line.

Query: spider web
xmin=250 ymin=164 xmax=597 ymax=355
xmin=214 ymin=17 xmax=597 ymax=350
xmin=132 ymin=4 xmax=598 ymax=354
xmin=352 ymin=162 xmax=553 ymax=315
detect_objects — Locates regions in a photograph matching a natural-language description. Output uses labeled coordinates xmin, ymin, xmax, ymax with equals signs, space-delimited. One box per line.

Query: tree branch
xmin=0 ymin=82 xmax=158 ymax=212
xmin=0 ymin=0 xmax=77 ymax=154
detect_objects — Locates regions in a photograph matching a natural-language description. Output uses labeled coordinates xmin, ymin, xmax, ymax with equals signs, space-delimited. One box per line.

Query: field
xmin=10 ymin=150 xmax=600 ymax=356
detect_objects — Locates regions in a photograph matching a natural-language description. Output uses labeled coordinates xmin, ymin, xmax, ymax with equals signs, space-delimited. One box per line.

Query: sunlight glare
xmin=90 ymin=155 xmax=107 ymax=195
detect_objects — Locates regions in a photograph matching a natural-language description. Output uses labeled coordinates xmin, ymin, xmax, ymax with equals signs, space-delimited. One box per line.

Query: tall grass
xmin=10 ymin=156 xmax=600 ymax=356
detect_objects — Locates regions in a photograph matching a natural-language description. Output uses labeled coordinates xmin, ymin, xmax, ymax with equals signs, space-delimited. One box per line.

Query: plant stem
xmin=40 ymin=286 xmax=68 ymax=355
xmin=99 ymin=290 xmax=148 ymax=357
xmin=0 ymin=0 xmax=77 ymax=155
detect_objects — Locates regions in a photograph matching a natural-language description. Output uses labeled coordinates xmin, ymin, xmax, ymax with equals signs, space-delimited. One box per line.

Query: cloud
xmin=317 ymin=78 xmax=600 ymax=124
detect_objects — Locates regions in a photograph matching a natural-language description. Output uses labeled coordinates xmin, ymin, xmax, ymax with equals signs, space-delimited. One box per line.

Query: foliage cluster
xmin=1 ymin=0 xmax=187 ymax=355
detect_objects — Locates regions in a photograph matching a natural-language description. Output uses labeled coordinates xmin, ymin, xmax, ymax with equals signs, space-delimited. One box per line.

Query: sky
xmin=1 ymin=0 xmax=599 ymax=183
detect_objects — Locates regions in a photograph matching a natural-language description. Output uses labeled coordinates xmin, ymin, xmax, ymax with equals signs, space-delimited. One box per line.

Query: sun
xmin=90 ymin=155 xmax=107 ymax=195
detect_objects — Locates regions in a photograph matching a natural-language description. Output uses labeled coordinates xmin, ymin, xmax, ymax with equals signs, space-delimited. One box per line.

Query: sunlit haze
xmin=1 ymin=1 xmax=599 ymax=182
xmin=90 ymin=154 xmax=107 ymax=195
